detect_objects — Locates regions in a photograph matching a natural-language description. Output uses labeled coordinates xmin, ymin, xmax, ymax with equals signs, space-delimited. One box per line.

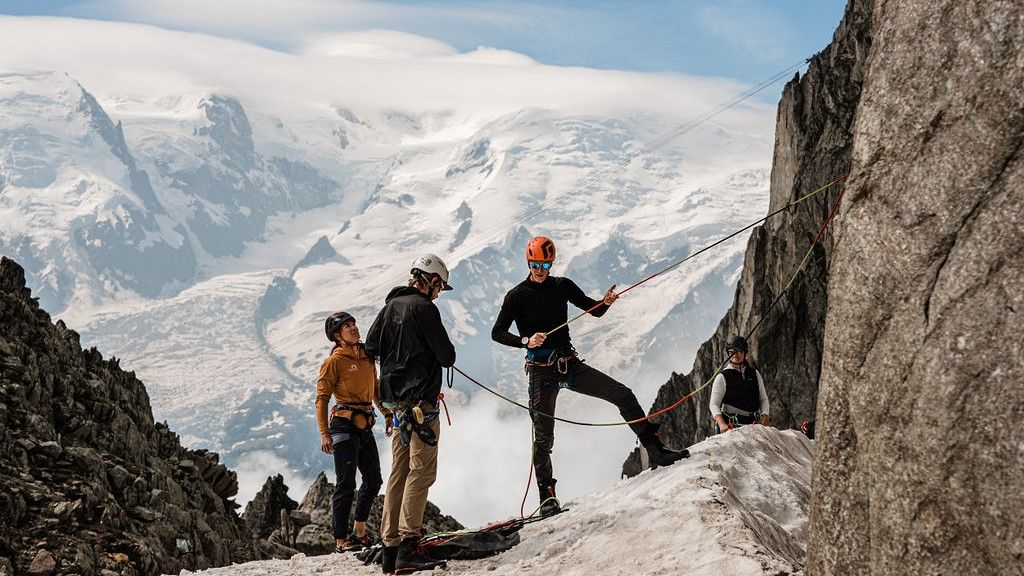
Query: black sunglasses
xmin=529 ymin=261 xmax=552 ymax=270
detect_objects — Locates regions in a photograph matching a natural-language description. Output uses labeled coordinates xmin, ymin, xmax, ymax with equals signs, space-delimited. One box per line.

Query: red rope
xmin=438 ymin=393 xmax=452 ymax=426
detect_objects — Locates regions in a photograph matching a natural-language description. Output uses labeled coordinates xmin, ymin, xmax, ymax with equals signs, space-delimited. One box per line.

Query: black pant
xmin=528 ymin=359 xmax=656 ymax=488
xmin=330 ymin=417 xmax=383 ymax=539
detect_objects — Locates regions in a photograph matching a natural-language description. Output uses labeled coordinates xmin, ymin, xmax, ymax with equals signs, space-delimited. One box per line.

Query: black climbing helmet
xmin=325 ymin=311 xmax=355 ymax=342
xmin=725 ymin=335 xmax=748 ymax=354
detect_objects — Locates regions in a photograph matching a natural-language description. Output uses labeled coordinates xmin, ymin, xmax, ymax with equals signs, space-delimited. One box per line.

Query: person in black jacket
xmin=365 ymin=253 xmax=456 ymax=575
xmin=491 ymin=236 xmax=689 ymax=517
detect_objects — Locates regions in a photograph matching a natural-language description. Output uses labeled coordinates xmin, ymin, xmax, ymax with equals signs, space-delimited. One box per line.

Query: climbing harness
xmin=392 ymin=392 xmax=453 ymax=446
xmin=330 ymin=403 xmax=377 ymax=431
xmin=524 ymin=347 xmax=577 ymax=372
xmin=725 ymin=411 xmax=761 ymax=426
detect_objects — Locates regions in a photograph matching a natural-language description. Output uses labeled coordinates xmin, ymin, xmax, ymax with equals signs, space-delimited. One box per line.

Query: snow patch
xmin=182 ymin=426 xmax=810 ymax=575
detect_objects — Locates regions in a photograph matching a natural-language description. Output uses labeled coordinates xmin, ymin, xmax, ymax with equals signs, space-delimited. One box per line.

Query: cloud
xmin=66 ymin=0 xmax=549 ymax=49
xmin=0 ymin=16 xmax=761 ymax=123
xmin=302 ymin=30 xmax=457 ymax=59
xmin=379 ymin=386 xmax=647 ymax=527
xmin=234 ymin=450 xmax=316 ymax=507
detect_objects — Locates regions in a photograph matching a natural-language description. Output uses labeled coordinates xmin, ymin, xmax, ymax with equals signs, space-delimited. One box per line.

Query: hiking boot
xmin=341 ymin=531 xmax=372 ymax=552
xmin=538 ymin=481 xmax=562 ymax=517
xmin=394 ymin=538 xmax=445 ymax=574
xmin=381 ymin=545 xmax=399 ymax=574
xmin=356 ymin=543 xmax=383 ymax=564
xmin=645 ymin=441 xmax=690 ymax=469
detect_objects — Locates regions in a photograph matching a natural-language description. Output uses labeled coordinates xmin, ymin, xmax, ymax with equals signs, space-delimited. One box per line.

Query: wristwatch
xmin=521 ymin=336 xmax=530 ymax=347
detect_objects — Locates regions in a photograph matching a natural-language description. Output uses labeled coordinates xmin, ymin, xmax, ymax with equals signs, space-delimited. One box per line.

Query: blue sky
xmin=1 ymin=0 xmax=845 ymax=85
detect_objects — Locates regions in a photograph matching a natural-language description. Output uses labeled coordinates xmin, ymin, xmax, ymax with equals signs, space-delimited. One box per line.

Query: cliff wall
xmin=808 ymin=1 xmax=1024 ymax=573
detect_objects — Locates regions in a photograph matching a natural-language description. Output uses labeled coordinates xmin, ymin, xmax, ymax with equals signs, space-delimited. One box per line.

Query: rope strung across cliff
xmin=543 ymin=173 xmax=847 ymax=338
xmin=452 ymin=177 xmax=848 ymax=427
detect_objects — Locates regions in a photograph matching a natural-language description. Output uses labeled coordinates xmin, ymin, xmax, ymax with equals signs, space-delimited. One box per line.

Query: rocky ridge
xmin=240 ymin=472 xmax=463 ymax=557
xmin=0 ymin=254 xmax=465 ymax=574
xmin=0 ymin=256 xmax=256 ymax=575
xmin=622 ymin=0 xmax=1023 ymax=573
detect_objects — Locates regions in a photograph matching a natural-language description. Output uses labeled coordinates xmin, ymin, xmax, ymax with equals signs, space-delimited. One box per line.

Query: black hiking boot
xmin=381 ymin=545 xmax=398 ymax=574
xmin=395 ymin=538 xmax=446 ymax=574
xmin=638 ymin=425 xmax=689 ymax=469
xmin=644 ymin=439 xmax=690 ymax=469
xmin=538 ymin=480 xmax=562 ymax=517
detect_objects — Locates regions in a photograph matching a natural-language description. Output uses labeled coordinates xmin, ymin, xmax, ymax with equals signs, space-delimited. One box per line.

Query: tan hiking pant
xmin=381 ymin=417 xmax=440 ymax=546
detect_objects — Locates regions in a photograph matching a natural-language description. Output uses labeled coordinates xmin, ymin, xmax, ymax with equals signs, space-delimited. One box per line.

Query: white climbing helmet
xmin=410 ymin=253 xmax=453 ymax=291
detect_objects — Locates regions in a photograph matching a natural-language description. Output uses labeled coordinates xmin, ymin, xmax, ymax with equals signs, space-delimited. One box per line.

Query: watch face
xmin=522 ymin=336 xmax=530 ymax=345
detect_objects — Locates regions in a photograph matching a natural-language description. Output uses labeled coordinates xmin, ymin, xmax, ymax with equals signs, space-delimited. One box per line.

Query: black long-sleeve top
xmin=365 ymin=286 xmax=456 ymax=403
xmin=491 ymin=276 xmax=608 ymax=351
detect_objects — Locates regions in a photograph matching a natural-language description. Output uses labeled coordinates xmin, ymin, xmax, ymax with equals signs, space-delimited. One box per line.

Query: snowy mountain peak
xmin=196 ymin=94 xmax=256 ymax=168
xmin=0 ymin=70 xmax=194 ymax=311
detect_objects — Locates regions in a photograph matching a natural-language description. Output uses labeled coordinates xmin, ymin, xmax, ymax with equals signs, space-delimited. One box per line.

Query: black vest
xmin=721 ymin=365 xmax=760 ymax=413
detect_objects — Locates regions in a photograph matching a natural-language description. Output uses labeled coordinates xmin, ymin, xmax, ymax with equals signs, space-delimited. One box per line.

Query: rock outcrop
xmin=808 ymin=1 xmax=1024 ymax=574
xmin=243 ymin=471 xmax=464 ymax=557
xmin=0 ymin=256 xmax=257 ymax=575
xmin=624 ymin=0 xmax=873 ymax=476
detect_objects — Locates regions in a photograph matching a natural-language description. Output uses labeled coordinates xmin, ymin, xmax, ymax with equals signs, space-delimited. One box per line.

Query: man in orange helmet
xmin=492 ymin=236 xmax=689 ymax=517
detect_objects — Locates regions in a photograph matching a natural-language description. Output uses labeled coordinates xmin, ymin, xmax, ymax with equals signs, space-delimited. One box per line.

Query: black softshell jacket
xmin=365 ymin=286 xmax=456 ymax=404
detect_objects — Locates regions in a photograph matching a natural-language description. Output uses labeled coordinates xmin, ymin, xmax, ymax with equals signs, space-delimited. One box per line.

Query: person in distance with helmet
xmin=491 ymin=236 xmax=690 ymax=518
xmin=317 ymin=311 xmax=389 ymax=553
xmin=365 ymin=254 xmax=456 ymax=575
xmin=709 ymin=335 xmax=770 ymax=433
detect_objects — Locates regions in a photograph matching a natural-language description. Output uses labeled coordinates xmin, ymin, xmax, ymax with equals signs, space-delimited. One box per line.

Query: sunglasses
xmin=529 ymin=261 xmax=552 ymax=270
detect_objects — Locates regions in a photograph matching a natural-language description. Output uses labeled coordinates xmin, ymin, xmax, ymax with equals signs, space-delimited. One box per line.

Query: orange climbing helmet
xmin=526 ymin=236 xmax=556 ymax=262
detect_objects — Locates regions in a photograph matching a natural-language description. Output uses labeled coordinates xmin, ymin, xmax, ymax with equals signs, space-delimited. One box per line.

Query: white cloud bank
xmin=0 ymin=15 xmax=764 ymax=126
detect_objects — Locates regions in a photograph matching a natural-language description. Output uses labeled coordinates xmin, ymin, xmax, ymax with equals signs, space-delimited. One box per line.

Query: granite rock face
xmin=807 ymin=1 xmax=1024 ymax=574
xmin=0 ymin=256 xmax=256 ymax=575
xmin=624 ymin=0 xmax=873 ymax=477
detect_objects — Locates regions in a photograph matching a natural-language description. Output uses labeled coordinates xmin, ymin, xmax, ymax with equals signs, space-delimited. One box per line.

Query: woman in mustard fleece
xmin=317 ymin=311 xmax=391 ymax=553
